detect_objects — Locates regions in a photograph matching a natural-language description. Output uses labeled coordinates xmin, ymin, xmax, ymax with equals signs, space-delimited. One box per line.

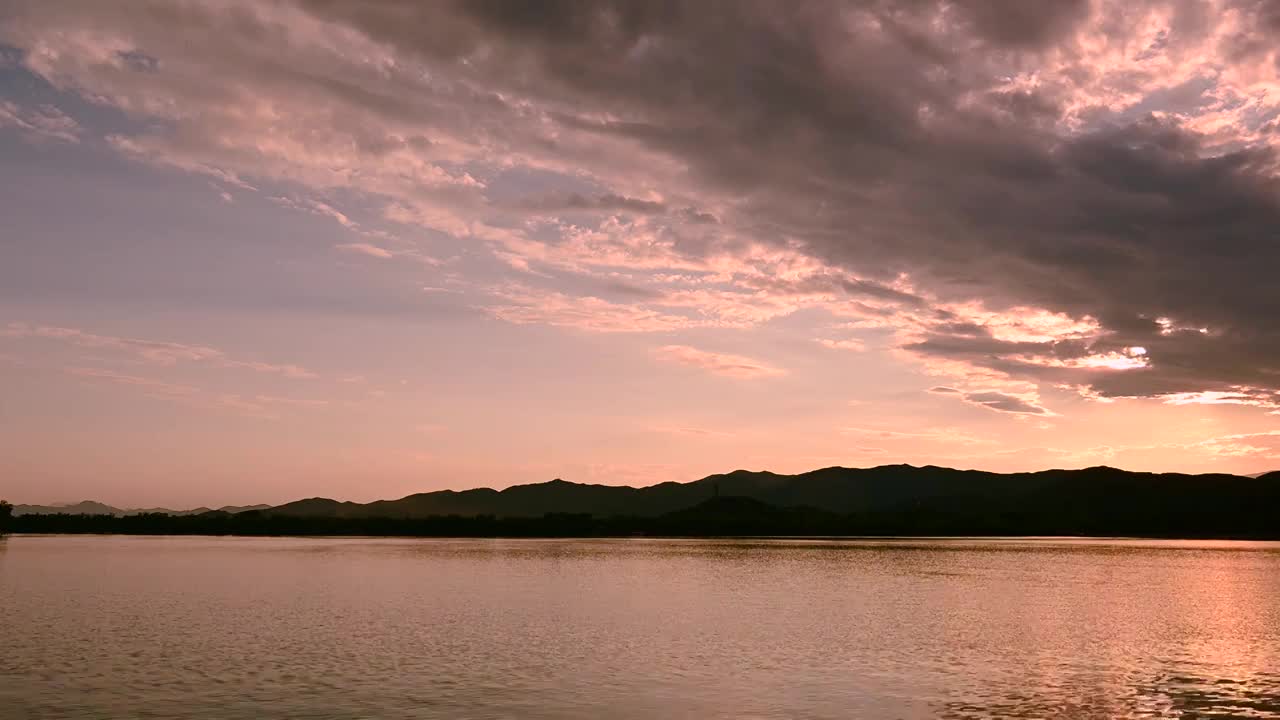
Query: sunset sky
xmin=3 ymin=0 xmax=1280 ymax=507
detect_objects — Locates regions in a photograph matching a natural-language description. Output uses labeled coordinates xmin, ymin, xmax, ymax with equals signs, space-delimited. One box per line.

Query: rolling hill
xmin=11 ymin=502 xmax=270 ymax=517
xmin=261 ymin=464 xmax=1280 ymax=536
xmin=14 ymin=465 xmax=1277 ymax=538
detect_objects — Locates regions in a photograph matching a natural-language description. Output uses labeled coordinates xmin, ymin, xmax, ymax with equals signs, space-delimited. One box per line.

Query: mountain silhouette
xmin=11 ymin=501 xmax=270 ymax=517
xmin=12 ymin=501 xmax=124 ymax=517
xmin=264 ymin=464 xmax=1276 ymax=522
xmin=11 ymin=465 xmax=1278 ymax=538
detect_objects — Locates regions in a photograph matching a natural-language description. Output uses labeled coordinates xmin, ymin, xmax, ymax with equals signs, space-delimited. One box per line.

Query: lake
xmin=2 ymin=535 xmax=1278 ymax=719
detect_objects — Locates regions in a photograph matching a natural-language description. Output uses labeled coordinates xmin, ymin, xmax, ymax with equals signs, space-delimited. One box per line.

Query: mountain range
xmin=13 ymin=464 xmax=1280 ymax=536
xmin=10 ymin=465 xmax=1280 ymax=538
xmin=259 ymin=465 xmax=1278 ymax=520
xmin=11 ymin=501 xmax=270 ymax=517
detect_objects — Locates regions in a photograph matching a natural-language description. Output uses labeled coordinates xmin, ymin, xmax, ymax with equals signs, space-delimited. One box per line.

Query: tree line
xmin=4 ymin=496 xmax=1278 ymax=539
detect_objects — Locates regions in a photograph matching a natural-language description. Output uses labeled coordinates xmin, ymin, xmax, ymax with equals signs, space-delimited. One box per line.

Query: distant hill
xmin=13 ymin=501 xmax=125 ymax=517
xmin=257 ymin=464 xmax=1280 ymax=537
xmin=12 ymin=502 xmax=269 ymax=517
xmin=12 ymin=466 xmax=1278 ymax=539
xmin=213 ymin=504 xmax=273 ymax=514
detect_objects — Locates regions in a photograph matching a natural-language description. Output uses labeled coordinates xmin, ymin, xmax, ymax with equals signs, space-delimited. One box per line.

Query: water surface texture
xmin=2 ymin=536 xmax=1279 ymax=719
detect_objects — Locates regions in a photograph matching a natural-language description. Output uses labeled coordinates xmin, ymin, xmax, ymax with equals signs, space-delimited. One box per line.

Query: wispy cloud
xmin=0 ymin=101 xmax=81 ymax=143
xmin=253 ymin=395 xmax=329 ymax=409
xmin=336 ymin=242 xmax=394 ymax=259
xmin=1191 ymin=431 xmax=1280 ymax=460
xmin=67 ymin=367 xmax=332 ymax=419
xmin=957 ymin=391 xmax=1054 ymax=416
xmin=925 ymin=384 xmax=1055 ymax=416
xmin=841 ymin=426 xmax=993 ymax=446
xmin=6 ymin=0 xmax=1280 ymax=419
xmin=653 ymin=345 xmax=785 ymax=379
xmin=4 ymin=323 xmax=318 ymax=379
xmin=651 ymin=425 xmax=735 ymax=438
xmin=815 ymin=338 xmax=866 ymax=352
xmin=67 ymin=367 xmax=271 ymax=419
xmin=487 ymin=287 xmax=699 ymax=333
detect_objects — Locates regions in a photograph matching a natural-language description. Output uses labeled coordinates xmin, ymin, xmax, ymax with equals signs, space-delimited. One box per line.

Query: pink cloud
xmin=0 ymin=101 xmax=81 ymax=143
xmin=815 ymin=338 xmax=866 ymax=352
xmin=486 ymin=287 xmax=699 ymax=333
xmin=336 ymin=242 xmax=394 ymax=259
xmin=66 ymin=367 xmax=278 ymax=419
xmin=840 ymin=426 xmax=993 ymax=446
xmin=4 ymin=0 xmax=1279 ymax=455
xmin=5 ymin=323 xmax=319 ymax=379
xmin=253 ymin=395 xmax=329 ymax=409
xmin=651 ymin=426 xmax=735 ymax=438
xmin=653 ymin=345 xmax=786 ymax=379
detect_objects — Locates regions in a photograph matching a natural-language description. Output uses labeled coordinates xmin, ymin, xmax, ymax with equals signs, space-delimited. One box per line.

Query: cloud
xmin=336 ymin=243 xmax=394 ymax=259
xmin=65 ymin=367 xmax=331 ymax=419
xmin=0 ymin=100 xmax=81 ymax=143
xmin=840 ymin=426 xmax=993 ymax=446
xmin=651 ymin=425 xmax=734 ymax=438
xmin=253 ymin=394 xmax=329 ymax=409
xmin=486 ymin=286 xmax=699 ymax=332
xmin=6 ymin=0 xmax=1280 ymax=413
xmin=514 ymin=192 xmax=666 ymax=215
xmin=1191 ymin=431 xmax=1280 ymax=460
xmin=653 ymin=345 xmax=785 ymax=379
xmin=956 ymin=391 xmax=1054 ymax=416
xmin=815 ymin=338 xmax=866 ymax=352
xmin=67 ymin=367 xmax=199 ymax=397
xmin=67 ymin=367 xmax=278 ymax=419
xmin=4 ymin=323 xmax=319 ymax=379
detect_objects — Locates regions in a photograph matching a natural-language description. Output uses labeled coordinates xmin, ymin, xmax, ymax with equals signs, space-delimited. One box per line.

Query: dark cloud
xmin=946 ymin=0 xmax=1091 ymax=49
xmin=596 ymin=279 xmax=667 ymax=300
xmin=675 ymin=207 xmax=719 ymax=225
xmin=515 ymin=192 xmax=666 ymax=214
xmin=960 ymin=391 xmax=1052 ymax=415
xmin=116 ymin=49 xmax=160 ymax=73
xmin=839 ymin=278 xmax=928 ymax=308
xmin=292 ymin=0 xmax=1278 ymax=405
xmin=8 ymin=0 xmax=1280 ymax=407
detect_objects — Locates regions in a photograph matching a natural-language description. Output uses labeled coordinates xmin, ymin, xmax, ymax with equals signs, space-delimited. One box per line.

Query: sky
xmin=2 ymin=0 xmax=1280 ymax=507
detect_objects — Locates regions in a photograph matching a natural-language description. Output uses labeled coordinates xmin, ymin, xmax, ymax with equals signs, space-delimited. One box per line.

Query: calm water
xmin=2 ymin=536 xmax=1279 ymax=719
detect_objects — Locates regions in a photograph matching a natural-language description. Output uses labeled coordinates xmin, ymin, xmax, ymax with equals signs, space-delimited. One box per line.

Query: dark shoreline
xmin=7 ymin=532 xmax=1280 ymax=543
xmin=8 ymin=465 xmax=1278 ymax=541
xmin=6 ymin=506 xmax=1279 ymax=542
